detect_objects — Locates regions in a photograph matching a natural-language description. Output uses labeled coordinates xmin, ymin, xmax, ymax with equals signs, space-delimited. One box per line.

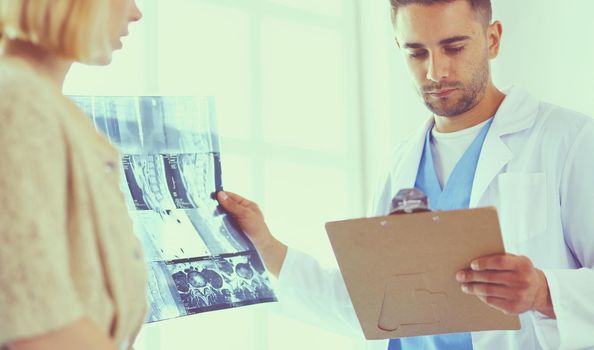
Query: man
xmin=217 ymin=0 xmax=594 ymax=349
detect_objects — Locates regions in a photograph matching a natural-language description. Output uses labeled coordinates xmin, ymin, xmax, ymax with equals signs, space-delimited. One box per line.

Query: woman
xmin=0 ymin=1 xmax=145 ymax=349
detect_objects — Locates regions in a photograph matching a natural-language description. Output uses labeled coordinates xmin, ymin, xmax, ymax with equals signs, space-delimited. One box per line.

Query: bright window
xmin=64 ymin=0 xmax=366 ymax=349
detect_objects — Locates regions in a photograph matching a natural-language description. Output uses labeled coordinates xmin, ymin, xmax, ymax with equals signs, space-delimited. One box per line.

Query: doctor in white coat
xmin=217 ymin=0 xmax=594 ymax=349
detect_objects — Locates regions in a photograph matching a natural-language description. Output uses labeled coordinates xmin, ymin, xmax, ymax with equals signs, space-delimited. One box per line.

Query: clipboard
xmin=325 ymin=207 xmax=521 ymax=340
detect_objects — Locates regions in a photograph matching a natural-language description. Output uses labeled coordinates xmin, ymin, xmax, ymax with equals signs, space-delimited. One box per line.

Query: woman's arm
xmin=7 ymin=319 xmax=118 ymax=350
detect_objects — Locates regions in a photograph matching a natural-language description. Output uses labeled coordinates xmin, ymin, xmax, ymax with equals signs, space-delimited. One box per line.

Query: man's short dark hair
xmin=390 ymin=0 xmax=492 ymax=28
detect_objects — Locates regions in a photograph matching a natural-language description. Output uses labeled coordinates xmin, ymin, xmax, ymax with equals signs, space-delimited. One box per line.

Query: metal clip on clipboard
xmin=389 ymin=188 xmax=431 ymax=215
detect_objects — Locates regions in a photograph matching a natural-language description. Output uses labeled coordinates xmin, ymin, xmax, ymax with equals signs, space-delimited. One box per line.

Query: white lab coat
xmin=275 ymin=87 xmax=594 ymax=350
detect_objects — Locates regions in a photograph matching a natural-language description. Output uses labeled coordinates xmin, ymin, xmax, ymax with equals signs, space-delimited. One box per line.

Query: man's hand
xmin=216 ymin=191 xmax=273 ymax=249
xmin=456 ymin=254 xmax=556 ymax=318
xmin=216 ymin=191 xmax=287 ymax=277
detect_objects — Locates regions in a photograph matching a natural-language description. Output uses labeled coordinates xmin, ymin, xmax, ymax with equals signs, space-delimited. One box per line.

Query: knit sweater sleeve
xmin=0 ymin=74 xmax=84 ymax=346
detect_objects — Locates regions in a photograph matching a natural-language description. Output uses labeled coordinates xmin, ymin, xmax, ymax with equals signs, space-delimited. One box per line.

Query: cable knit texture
xmin=0 ymin=59 xmax=147 ymax=349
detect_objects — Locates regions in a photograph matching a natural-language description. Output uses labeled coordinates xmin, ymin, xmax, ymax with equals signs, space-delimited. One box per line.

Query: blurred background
xmin=63 ymin=0 xmax=594 ymax=349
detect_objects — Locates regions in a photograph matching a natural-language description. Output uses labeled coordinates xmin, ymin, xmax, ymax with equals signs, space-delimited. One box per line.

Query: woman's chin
xmin=80 ymin=51 xmax=114 ymax=66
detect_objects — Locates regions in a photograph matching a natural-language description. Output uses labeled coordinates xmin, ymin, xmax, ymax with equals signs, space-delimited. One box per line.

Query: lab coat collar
xmin=390 ymin=86 xmax=540 ymax=208
xmin=488 ymin=86 xmax=540 ymax=138
xmin=469 ymin=86 xmax=539 ymax=206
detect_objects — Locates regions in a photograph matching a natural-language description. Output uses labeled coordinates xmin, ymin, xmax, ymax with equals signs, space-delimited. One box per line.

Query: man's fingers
xmin=216 ymin=191 xmax=229 ymax=202
xmin=470 ymin=254 xmax=518 ymax=271
xmin=461 ymin=282 xmax=514 ymax=299
xmin=456 ymin=270 xmax=520 ymax=286
xmin=222 ymin=191 xmax=254 ymax=207
xmin=217 ymin=191 xmax=245 ymax=213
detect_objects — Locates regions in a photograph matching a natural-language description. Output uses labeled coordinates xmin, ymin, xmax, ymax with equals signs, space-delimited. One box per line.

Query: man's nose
xmin=426 ymin=53 xmax=449 ymax=83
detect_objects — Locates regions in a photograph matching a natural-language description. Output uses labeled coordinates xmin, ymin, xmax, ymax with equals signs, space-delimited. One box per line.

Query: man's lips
xmin=427 ymin=88 xmax=457 ymax=98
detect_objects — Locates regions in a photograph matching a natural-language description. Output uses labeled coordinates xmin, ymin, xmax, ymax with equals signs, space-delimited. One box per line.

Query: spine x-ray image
xmin=70 ymin=96 xmax=276 ymax=322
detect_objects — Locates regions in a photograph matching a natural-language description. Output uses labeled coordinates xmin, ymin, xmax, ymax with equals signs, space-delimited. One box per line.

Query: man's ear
xmin=487 ymin=20 xmax=503 ymax=59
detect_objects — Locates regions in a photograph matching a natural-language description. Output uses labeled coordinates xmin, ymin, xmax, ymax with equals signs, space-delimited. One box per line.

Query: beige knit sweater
xmin=0 ymin=58 xmax=147 ymax=349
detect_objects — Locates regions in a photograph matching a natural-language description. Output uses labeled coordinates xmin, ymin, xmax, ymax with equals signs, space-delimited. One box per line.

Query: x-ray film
xmin=70 ymin=96 xmax=277 ymax=322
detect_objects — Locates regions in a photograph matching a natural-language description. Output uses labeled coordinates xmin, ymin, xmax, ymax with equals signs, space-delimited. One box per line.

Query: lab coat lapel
xmin=469 ymin=87 xmax=540 ymax=207
xmin=390 ymin=118 xmax=434 ymax=197
xmin=468 ymin=128 xmax=514 ymax=207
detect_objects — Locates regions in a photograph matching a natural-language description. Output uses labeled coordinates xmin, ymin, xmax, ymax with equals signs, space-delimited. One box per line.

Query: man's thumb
xmin=217 ymin=191 xmax=239 ymax=212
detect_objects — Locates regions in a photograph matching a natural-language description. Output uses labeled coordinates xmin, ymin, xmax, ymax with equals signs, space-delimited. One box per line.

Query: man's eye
xmin=445 ymin=46 xmax=465 ymax=54
xmin=409 ymin=50 xmax=428 ymax=59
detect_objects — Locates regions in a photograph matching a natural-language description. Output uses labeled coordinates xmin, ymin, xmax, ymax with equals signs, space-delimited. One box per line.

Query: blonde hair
xmin=0 ymin=0 xmax=110 ymax=64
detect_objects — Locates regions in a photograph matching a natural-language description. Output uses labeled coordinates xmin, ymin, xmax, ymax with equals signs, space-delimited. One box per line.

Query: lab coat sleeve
xmin=273 ymin=148 xmax=401 ymax=339
xmin=534 ymin=121 xmax=594 ymax=349
xmin=275 ymin=247 xmax=364 ymax=338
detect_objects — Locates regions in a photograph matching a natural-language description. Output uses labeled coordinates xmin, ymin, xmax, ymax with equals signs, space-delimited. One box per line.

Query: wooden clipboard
xmin=325 ymin=207 xmax=521 ymax=340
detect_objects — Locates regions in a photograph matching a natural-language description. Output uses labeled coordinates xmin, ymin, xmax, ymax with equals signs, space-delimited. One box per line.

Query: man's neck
xmin=434 ymin=84 xmax=505 ymax=133
xmin=0 ymin=39 xmax=72 ymax=90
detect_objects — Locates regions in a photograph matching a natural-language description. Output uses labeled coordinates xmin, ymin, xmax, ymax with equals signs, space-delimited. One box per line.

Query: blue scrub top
xmin=388 ymin=118 xmax=494 ymax=350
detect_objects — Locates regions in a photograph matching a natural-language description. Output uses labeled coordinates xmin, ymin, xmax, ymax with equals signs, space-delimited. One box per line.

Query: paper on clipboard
xmin=325 ymin=207 xmax=520 ymax=340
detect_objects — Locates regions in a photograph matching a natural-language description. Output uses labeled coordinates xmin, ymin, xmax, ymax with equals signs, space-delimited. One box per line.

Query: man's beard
xmin=421 ymin=60 xmax=489 ymax=117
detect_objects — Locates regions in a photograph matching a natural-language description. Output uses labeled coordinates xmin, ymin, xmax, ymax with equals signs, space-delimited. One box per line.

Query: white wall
xmin=492 ymin=0 xmax=594 ymax=117
xmin=357 ymin=0 xmax=427 ymax=199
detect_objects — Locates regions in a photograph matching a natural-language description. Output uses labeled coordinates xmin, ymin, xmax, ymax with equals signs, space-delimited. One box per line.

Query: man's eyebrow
xmin=402 ymin=35 xmax=471 ymax=49
xmin=438 ymin=35 xmax=471 ymax=45
xmin=402 ymin=42 xmax=425 ymax=49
